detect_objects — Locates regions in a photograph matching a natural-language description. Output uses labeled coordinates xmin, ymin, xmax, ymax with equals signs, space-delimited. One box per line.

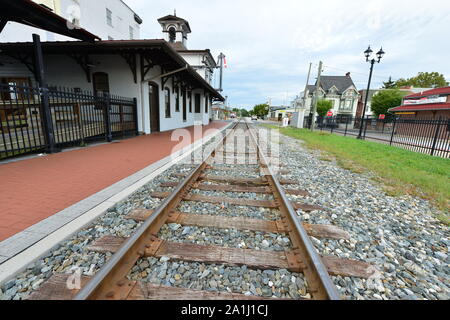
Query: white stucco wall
xmin=179 ymin=53 xmax=214 ymax=85
xmin=0 ymin=0 xmax=141 ymax=42
xmin=0 ymin=52 xmax=213 ymax=134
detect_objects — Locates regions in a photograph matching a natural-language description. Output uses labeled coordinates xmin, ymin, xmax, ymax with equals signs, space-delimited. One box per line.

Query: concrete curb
xmin=0 ymin=121 xmax=234 ymax=284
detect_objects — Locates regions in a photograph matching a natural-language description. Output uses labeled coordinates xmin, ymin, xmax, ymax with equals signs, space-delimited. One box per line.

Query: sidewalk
xmin=0 ymin=121 xmax=229 ymax=242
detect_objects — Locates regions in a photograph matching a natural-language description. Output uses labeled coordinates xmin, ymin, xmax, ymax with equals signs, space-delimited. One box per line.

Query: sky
xmin=129 ymin=0 xmax=450 ymax=110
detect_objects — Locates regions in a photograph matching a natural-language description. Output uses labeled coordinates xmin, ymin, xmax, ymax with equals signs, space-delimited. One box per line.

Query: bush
xmin=371 ymin=90 xmax=406 ymax=116
xmin=316 ymin=100 xmax=333 ymax=117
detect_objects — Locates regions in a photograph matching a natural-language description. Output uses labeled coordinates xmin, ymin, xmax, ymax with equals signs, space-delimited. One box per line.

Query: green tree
xmin=252 ymin=104 xmax=270 ymax=117
xmin=370 ymin=90 xmax=406 ymax=116
xmin=316 ymin=99 xmax=333 ymax=117
xmin=395 ymin=72 xmax=448 ymax=88
xmin=240 ymin=109 xmax=249 ymax=117
xmin=382 ymin=76 xmax=396 ymax=89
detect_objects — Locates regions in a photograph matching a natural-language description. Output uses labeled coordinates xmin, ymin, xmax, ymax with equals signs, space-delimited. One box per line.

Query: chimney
xmin=346 ymin=72 xmax=351 ymax=77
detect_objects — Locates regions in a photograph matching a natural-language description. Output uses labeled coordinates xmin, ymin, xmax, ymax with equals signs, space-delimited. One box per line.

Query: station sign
xmin=403 ymin=96 xmax=446 ymax=105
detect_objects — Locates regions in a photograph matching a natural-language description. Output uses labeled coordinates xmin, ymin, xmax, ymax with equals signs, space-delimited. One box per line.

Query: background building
xmin=293 ymin=73 xmax=360 ymax=120
xmin=390 ymin=87 xmax=450 ymax=119
xmin=356 ymin=86 xmax=432 ymax=118
xmin=0 ymin=10 xmax=223 ymax=139
xmin=0 ymin=0 xmax=142 ymax=42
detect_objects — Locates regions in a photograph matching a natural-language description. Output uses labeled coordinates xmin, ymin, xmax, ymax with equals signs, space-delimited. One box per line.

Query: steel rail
xmin=244 ymin=120 xmax=341 ymax=300
xmin=74 ymin=119 xmax=340 ymax=300
xmin=74 ymin=121 xmax=240 ymax=300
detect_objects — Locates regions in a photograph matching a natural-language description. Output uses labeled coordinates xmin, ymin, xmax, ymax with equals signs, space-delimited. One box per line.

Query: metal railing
xmin=0 ymin=83 xmax=138 ymax=160
xmin=303 ymin=115 xmax=450 ymax=158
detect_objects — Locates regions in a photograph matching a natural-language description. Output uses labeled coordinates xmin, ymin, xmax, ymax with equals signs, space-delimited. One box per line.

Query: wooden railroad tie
xmin=150 ymin=191 xmax=323 ymax=212
xmin=28 ymin=274 xmax=285 ymax=301
xmin=86 ymin=236 xmax=376 ymax=279
xmin=159 ymin=182 xmax=310 ymax=197
xmin=205 ymin=166 xmax=289 ymax=175
xmin=125 ymin=210 xmax=349 ymax=240
xmin=172 ymin=173 xmax=296 ymax=186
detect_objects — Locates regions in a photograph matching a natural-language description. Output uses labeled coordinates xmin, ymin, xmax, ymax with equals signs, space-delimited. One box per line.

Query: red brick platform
xmin=0 ymin=122 xmax=229 ymax=242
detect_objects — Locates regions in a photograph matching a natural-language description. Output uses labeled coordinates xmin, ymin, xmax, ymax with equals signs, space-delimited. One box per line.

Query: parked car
xmin=251 ymin=115 xmax=258 ymax=121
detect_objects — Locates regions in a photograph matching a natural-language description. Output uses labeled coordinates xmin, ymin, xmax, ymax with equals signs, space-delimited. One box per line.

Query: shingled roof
xmin=307 ymin=75 xmax=357 ymax=94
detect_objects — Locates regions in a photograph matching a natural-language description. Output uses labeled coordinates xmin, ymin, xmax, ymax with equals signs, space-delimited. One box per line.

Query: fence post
xmin=390 ymin=117 xmax=397 ymax=146
xmin=345 ymin=118 xmax=349 ymax=136
xmin=430 ymin=117 xmax=442 ymax=157
xmin=103 ymin=93 xmax=112 ymax=142
xmin=133 ymin=98 xmax=139 ymax=136
xmin=330 ymin=116 xmax=334 ymax=134
xmin=363 ymin=116 xmax=369 ymax=139
xmin=33 ymin=34 xmax=57 ymax=153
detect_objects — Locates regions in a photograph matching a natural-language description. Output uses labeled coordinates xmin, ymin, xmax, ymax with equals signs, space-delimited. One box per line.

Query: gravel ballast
xmin=1 ymin=124 xmax=448 ymax=301
xmin=257 ymin=125 xmax=449 ymax=300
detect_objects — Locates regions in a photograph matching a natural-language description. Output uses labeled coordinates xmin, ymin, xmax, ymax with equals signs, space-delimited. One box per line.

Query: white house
xmin=0 ymin=12 xmax=224 ymax=137
xmin=291 ymin=73 xmax=360 ymax=127
xmin=0 ymin=0 xmax=142 ymax=42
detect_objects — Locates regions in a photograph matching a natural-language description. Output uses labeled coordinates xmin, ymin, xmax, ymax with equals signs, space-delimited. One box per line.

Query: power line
xmin=323 ymin=65 xmax=389 ymax=80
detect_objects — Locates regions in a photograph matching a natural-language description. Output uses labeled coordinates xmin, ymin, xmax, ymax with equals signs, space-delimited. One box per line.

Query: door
xmin=182 ymin=89 xmax=187 ymax=122
xmin=195 ymin=94 xmax=201 ymax=113
xmin=149 ymin=82 xmax=160 ymax=132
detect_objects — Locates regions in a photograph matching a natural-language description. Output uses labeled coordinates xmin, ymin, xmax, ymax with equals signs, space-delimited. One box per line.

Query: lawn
xmin=262 ymin=125 xmax=450 ymax=222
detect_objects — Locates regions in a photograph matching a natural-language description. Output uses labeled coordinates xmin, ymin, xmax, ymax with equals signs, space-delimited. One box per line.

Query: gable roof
xmin=306 ymin=85 xmax=316 ymax=93
xmin=306 ymin=76 xmax=357 ymax=95
xmin=319 ymin=76 xmax=356 ymax=94
xmin=404 ymin=87 xmax=450 ymax=99
xmin=157 ymin=15 xmax=192 ymax=33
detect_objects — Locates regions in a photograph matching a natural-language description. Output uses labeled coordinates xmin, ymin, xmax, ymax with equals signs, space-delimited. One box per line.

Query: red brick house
xmin=389 ymin=87 xmax=450 ymax=119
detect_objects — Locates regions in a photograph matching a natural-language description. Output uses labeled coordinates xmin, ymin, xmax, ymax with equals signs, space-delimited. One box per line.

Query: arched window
xmin=165 ymin=87 xmax=171 ymax=118
xmin=168 ymin=27 xmax=176 ymax=43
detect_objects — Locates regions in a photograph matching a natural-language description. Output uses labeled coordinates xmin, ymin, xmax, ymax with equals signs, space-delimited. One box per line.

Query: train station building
xmin=0 ymin=0 xmax=224 ymax=140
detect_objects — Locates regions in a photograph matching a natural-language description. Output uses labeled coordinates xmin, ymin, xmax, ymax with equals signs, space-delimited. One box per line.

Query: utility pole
xmin=217 ymin=53 xmax=225 ymax=92
xmin=311 ymin=61 xmax=323 ymax=131
xmin=295 ymin=63 xmax=312 ymax=127
xmin=302 ymin=63 xmax=312 ymax=111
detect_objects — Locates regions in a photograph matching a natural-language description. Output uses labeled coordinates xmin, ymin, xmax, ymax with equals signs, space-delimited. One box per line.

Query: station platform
xmin=0 ymin=121 xmax=229 ymax=243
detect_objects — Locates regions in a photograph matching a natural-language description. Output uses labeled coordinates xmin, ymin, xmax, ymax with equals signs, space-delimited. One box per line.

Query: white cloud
xmin=127 ymin=0 xmax=450 ymax=107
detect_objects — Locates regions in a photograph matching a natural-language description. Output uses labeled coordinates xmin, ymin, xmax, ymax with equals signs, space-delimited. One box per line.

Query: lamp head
xmin=376 ymin=47 xmax=385 ymax=62
xmin=364 ymin=46 xmax=373 ymax=61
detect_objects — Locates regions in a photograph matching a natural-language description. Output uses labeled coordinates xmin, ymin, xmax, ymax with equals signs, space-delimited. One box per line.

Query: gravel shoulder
xmin=1 ymin=125 xmax=448 ymax=301
xmin=265 ymin=125 xmax=449 ymax=300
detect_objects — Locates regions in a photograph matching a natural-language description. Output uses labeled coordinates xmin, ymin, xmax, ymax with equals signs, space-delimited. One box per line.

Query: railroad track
xmin=29 ymin=120 xmax=376 ymax=300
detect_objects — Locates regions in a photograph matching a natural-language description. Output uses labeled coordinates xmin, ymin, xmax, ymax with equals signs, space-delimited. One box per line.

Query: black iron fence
xmin=303 ymin=115 xmax=450 ymax=158
xmin=0 ymin=83 xmax=138 ymax=160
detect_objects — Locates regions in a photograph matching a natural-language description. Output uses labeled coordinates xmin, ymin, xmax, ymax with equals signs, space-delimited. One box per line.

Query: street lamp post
xmin=358 ymin=46 xmax=385 ymax=139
